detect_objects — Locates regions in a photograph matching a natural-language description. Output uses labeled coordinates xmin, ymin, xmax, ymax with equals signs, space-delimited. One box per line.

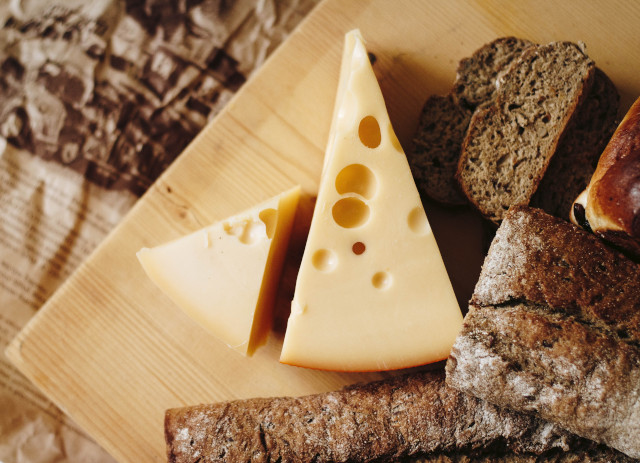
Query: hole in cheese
xmin=259 ymin=208 xmax=277 ymax=239
xmin=352 ymin=241 xmax=366 ymax=255
xmin=389 ymin=123 xmax=403 ymax=153
xmin=407 ymin=206 xmax=430 ymax=235
xmin=223 ymin=219 xmax=265 ymax=245
xmin=372 ymin=271 xmax=392 ymax=290
xmin=332 ymin=197 xmax=370 ymax=228
xmin=312 ymin=249 xmax=337 ymax=272
xmin=358 ymin=115 xmax=381 ymax=148
xmin=202 ymin=230 xmax=211 ymax=248
xmin=335 ymin=163 xmax=377 ymax=199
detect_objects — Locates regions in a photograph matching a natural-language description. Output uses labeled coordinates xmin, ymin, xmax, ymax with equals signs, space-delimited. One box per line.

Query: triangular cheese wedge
xmin=137 ymin=186 xmax=300 ymax=355
xmin=280 ymin=30 xmax=462 ymax=371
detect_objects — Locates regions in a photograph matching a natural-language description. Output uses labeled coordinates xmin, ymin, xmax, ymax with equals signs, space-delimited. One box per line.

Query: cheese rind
xmin=280 ymin=30 xmax=462 ymax=371
xmin=137 ymin=186 xmax=300 ymax=355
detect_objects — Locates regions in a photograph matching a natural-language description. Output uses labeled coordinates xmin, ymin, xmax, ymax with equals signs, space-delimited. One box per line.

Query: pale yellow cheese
xmin=137 ymin=186 xmax=300 ymax=355
xmin=279 ymin=30 xmax=462 ymax=371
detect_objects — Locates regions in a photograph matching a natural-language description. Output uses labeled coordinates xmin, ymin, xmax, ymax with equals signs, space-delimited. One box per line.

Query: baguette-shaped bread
xmin=571 ymin=96 xmax=640 ymax=258
xmin=165 ymin=370 xmax=634 ymax=463
xmin=446 ymin=206 xmax=640 ymax=459
xmin=418 ymin=450 xmax=636 ymax=463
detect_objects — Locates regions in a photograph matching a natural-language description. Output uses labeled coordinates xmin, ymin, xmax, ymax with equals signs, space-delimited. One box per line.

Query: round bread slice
xmin=453 ymin=36 xmax=534 ymax=108
xmin=409 ymin=37 xmax=533 ymax=206
xmin=456 ymin=41 xmax=595 ymax=224
xmin=410 ymin=94 xmax=473 ymax=205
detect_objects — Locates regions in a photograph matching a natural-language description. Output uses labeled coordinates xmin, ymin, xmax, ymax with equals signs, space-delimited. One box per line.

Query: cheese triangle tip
xmin=280 ymin=31 xmax=462 ymax=372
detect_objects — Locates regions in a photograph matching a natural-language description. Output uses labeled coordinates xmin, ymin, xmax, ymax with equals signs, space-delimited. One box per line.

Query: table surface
xmin=7 ymin=0 xmax=640 ymax=461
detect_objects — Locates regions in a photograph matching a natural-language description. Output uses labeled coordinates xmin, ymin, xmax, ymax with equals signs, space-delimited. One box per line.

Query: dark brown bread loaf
xmin=531 ymin=68 xmax=619 ymax=219
xmin=410 ymin=37 xmax=532 ymax=205
xmin=416 ymin=447 xmax=636 ymax=463
xmin=165 ymin=369 xmax=635 ymax=463
xmin=446 ymin=206 xmax=640 ymax=459
xmin=456 ymin=42 xmax=595 ymax=223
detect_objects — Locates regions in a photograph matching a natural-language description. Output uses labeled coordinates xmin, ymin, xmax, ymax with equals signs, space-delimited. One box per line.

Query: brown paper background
xmin=0 ymin=1 xmax=318 ymax=461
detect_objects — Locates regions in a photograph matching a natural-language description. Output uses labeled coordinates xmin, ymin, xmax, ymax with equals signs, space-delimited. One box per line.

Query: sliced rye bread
xmin=456 ymin=42 xmax=596 ymax=224
xmin=446 ymin=206 xmax=640 ymax=459
xmin=409 ymin=37 xmax=533 ymax=206
xmin=531 ymin=68 xmax=620 ymax=219
xmin=165 ymin=369 xmax=636 ymax=463
xmin=410 ymin=94 xmax=473 ymax=205
xmin=452 ymin=37 xmax=534 ymax=108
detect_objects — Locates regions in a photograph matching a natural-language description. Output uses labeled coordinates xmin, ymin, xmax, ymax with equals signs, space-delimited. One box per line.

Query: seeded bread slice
xmin=446 ymin=206 xmax=640 ymax=459
xmin=409 ymin=37 xmax=533 ymax=205
xmin=456 ymin=42 xmax=595 ymax=223
xmin=165 ymin=369 xmax=636 ymax=463
xmin=531 ymin=68 xmax=620 ymax=219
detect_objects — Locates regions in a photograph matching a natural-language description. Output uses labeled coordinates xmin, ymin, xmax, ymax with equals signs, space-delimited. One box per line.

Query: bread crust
xmin=446 ymin=206 xmax=640 ymax=459
xmin=531 ymin=68 xmax=619 ymax=219
xmin=576 ymin=96 xmax=640 ymax=257
xmin=164 ymin=370 xmax=622 ymax=463
xmin=452 ymin=37 xmax=534 ymax=108
xmin=410 ymin=94 xmax=473 ymax=205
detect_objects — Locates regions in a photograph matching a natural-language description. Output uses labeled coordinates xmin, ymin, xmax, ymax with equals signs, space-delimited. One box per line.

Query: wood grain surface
xmin=6 ymin=1 xmax=640 ymax=461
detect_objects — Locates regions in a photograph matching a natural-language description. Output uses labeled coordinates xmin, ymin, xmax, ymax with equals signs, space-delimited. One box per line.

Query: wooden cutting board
xmin=7 ymin=1 xmax=640 ymax=461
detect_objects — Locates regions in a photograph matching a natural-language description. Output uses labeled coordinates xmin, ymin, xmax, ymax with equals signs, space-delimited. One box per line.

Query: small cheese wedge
xmin=137 ymin=186 xmax=300 ymax=355
xmin=280 ymin=30 xmax=463 ymax=371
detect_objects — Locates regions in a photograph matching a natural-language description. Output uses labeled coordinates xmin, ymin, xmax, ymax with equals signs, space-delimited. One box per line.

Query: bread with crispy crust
xmin=446 ymin=206 xmax=640 ymax=459
xmin=165 ymin=369 xmax=636 ymax=463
